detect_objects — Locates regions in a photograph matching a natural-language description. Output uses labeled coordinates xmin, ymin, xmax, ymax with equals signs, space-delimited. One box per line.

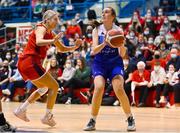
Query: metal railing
xmin=0 ymin=0 xmax=179 ymax=23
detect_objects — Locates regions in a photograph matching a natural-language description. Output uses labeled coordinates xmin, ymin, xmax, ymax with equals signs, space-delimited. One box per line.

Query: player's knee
xmin=94 ymin=86 xmax=104 ymax=94
xmin=49 ymin=81 xmax=59 ymax=91
xmin=37 ymin=87 xmax=48 ymax=96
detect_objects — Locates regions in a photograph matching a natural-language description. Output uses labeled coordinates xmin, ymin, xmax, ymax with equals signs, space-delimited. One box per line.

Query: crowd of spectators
xmin=0 ymin=5 xmax=180 ymax=108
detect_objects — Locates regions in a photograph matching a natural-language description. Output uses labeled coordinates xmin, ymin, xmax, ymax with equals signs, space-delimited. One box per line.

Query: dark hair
xmin=78 ymin=57 xmax=86 ymax=69
xmin=93 ymin=7 xmax=118 ymax=28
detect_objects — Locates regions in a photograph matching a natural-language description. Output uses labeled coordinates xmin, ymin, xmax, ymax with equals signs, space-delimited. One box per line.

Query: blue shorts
xmin=92 ymin=59 xmax=124 ymax=81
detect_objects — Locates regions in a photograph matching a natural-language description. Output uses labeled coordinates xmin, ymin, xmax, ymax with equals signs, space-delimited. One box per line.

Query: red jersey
xmin=21 ymin=24 xmax=53 ymax=60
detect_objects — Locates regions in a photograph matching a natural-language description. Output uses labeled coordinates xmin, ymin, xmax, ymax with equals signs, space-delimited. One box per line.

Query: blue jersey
xmin=92 ymin=24 xmax=124 ymax=81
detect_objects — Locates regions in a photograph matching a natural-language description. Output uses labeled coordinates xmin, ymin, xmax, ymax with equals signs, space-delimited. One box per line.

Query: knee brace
xmin=37 ymin=87 xmax=48 ymax=96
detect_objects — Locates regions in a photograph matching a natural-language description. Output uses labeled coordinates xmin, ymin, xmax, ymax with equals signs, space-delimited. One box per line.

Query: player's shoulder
xmin=113 ymin=24 xmax=123 ymax=32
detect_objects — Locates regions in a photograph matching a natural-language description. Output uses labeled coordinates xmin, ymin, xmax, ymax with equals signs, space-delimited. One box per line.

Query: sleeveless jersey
xmin=94 ymin=23 xmax=123 ymax=63
xmin=20 ymin=24 xmax=53 ymax=60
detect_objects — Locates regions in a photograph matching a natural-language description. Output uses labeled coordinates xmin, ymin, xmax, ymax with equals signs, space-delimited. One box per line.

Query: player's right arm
xmin=35 ymin=26 xmax=59 ymax=46
xmin=91 ymin=28 xmax=106 ymax=55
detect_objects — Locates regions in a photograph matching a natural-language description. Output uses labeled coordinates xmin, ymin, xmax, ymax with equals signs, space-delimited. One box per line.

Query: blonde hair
xmin=42 ymin=10 xmax=58 ymax=22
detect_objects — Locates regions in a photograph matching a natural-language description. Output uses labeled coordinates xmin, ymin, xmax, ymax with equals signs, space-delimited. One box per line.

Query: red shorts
xmin=18 ymin=55 xmax=46 ymax=81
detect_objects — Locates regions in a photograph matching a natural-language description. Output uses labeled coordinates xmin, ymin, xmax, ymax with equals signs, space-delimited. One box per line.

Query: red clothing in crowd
xmin=149 ymin=58 xmax=167 ymax=70
xmin=132 ymin=70 xmax=150 ymax=83
xmin=66 ymin=25 xmax=82 ymax=39
xmin=169 ymin=29 xmax=180 ymax=41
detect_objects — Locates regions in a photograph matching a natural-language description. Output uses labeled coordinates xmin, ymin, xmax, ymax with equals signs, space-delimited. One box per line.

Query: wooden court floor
xmin=2 ymin=102 xmax=180 ymax=132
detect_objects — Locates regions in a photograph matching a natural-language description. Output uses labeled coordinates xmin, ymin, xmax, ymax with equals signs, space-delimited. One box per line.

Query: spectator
xmin=84 ymin=25 xmax=93 ymax=44
xmin=143 ymin=27 xmax=151 ymax=41
xmin=147 ymin=63 xmax=166 ymax=107
xmin=123 ymin=58 xmax=136 ymax=102
xmin=154 ymin=8 xmax=165 ymax=34
xmin=66 ymin=19 xmax=82 ymax=39
xmin=87 ymin=9 xmax=97 ymax=25
xmin=172 ymin=69 xmax=180 ymax=107
xmin=166 ymin=47 xmax=180 ymax=71
xmin=159 ymin=64 xmax=176 ymax=107
xmin=74 ymin=13 xmax=84 ymax=33
xmin=136 ymin=34 xmax=146 ymax=52
xmin=175 ymin=15 xmax=180 ymax=29
xmin=154 ymin=27 xmax=166 ymax=47
xmin=168 ymin=24 xmax=180 ymax=42
xmin=161 ymin=16 xmax=170 ymax=33
xmin=131 ymin=61 xmax=150 ymax=107
xmin=126 ymin=10 xmax=144 ymax=34
xmin=48 ymin=57 xmax=62 ymax=82
xmin=130 ymin=49 xmax=146 ymax=67
xmin=125 ymin=30 xmax=138 ymax=57
xmin=143 ymin=36 xmax=156 ymax=61
xmin=147 ymin=50 xmax=166 ymax=70
xmin=57 ymin=59 xmax=76 ymax=88
xmin=2 ymin=69 xmax=26 ymax=102
xmin=64 ymin=57 xmax=91 ymax=104
xmin=159 ymin=41 xmax=170 ymax=59
xmin=0 ymin=60 xmax=12 ymax=92
xmin=144 ymin=10 xmax=156 ymax=35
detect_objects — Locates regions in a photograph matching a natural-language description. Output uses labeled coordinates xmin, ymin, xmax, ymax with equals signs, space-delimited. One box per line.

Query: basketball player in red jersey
xmin=13 ymin=10 xmax=82 ymax=127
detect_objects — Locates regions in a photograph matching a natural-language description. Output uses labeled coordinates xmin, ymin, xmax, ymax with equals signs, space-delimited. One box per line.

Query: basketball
xmin=106 ymin=29 xmax=125 ymax=48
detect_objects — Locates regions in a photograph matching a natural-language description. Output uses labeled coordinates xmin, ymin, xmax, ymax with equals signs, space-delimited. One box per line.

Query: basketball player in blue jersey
xmin=84 ymin=7 xmax=136 ymax=131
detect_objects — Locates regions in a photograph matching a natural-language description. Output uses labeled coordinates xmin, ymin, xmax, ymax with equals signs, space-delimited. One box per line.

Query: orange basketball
xmin=106 ymin=29 xmax=125 ymax=48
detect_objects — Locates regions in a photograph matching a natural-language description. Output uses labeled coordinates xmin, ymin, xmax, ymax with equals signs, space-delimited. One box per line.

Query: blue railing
xmin=0 ymin=0 xmax=179 ymax=23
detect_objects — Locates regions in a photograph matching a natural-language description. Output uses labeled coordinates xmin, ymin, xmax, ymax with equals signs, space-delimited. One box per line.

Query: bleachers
xmin=0 ymin=0 xmax=180 ymax=23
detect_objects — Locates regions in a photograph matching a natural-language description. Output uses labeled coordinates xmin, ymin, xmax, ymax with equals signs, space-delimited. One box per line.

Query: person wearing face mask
xmin=168 ymin=24 xmax=180 ymax=41
xmin=154 ymin=8 xmax=165 ymax=34
xmin=166 ymin=48 xmax=180 ymax=71
xmin=143 ymin=37 xmax=156 ymax=61
xmin=159 ymin=64 xmax=176 ymax=108
xmin=144 ymin=11 xmax=156 ymax=35
xmin=130 ymin=49 xmax=145 ymax=68
xmin=63 ymin=57 xmax=91 ymax=105
xmin=147 ymin=50 xmax=166 ymax=70
xmin=161 ymin=17 xmax=170 ymax=33
xmin=137 ymin=34 xmax=146 ymax=51
xmin=0 ymin=60 xmax=12 ymax=88
xmin=159 ymin=41 xmax=170 ymax=59
xmin=0 ymin=60 xmax=13 ymax=102
xmin=147 ymin=63 xmax=166 ymax=108
xmin=5 ymin=52 xmax=14 ymax=67
xmin=85 ymin=25 xmax=93 ymax=44
xmin=131 ymin=61 xmax=150 ymax=107
xmin=154 ymin=28 xmax=167 ymax=47
xmin=57 ymin=59 xmax=76 ymax=89
xmin=66 ymin=19 xmax=82 ymax=39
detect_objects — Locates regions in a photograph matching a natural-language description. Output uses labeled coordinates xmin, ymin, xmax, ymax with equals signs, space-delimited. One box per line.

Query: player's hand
xmin=10 ymin=78 xmax=15 ymax=82
xmin=74 ymin=39 xmax=82 ymax=48
xmin=119 ymin=46 xmax=127 ymax=58
xmin=54 ymin=32 xmax=63 ymax=42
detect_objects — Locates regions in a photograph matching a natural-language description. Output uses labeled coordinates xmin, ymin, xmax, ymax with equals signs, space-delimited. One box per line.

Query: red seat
xmin=74 ymin=88 xmax=89 ymax=104
xmin=131 ymin=89 xmax=174 ymax=107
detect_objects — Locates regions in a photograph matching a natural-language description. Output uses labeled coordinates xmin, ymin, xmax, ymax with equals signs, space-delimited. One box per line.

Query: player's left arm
xmin=118 ymin=39 xmax=127 ymax=58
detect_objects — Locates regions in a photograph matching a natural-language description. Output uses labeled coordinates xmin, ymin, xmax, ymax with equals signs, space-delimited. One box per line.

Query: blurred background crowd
xmin=0 ymin=0 xmax=179 ymax=108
